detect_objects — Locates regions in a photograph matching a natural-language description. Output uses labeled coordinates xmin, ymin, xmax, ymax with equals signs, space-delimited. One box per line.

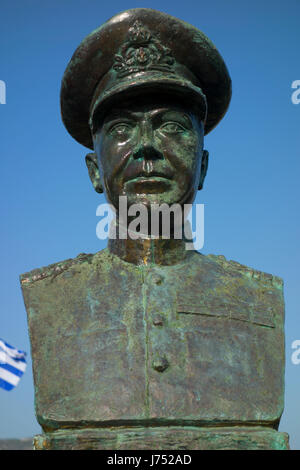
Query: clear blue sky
xmin=1 ymin=0 xmax=300 ymax=449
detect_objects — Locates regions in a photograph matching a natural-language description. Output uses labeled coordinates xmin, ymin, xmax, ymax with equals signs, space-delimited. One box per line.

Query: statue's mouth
xmin=125 ymin=177 xmax=173 ymax=194
xmin=124 ymin=165 xmax=174 ymax=183
xmin=126 ymin=171 xmax=173 ymax=182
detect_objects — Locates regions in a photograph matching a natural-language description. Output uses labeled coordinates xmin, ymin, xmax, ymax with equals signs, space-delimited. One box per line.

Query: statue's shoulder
xmin=19 ymin=249 xmax=110 ymax=287
xmin=186 ymin=252 xmax=284 ymax=328
xmin=197 ymin=252 xmax=283 ymax=290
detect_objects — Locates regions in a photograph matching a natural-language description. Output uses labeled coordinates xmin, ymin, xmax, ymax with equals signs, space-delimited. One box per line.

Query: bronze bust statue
xmin=20 ymin=9 xmax=289 ymax=450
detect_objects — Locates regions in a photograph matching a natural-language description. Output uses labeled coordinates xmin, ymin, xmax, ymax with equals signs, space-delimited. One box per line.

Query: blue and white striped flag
xmin=0 ymin=339 xmax=27 ymax=391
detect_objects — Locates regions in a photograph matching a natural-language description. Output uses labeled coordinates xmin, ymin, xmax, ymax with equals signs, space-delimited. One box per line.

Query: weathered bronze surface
xmin=34 ymin=427 xmax=289 ymax=451
xmin=20 ymin=8 xmax=288 ymax=450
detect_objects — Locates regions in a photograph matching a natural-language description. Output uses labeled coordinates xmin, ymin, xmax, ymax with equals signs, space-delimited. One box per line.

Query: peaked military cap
xmin=60 ymin=8 xmax=232 ymax=150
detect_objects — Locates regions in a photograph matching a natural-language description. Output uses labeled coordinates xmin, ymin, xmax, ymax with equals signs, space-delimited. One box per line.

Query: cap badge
xmin=113 ymin=21 xmax=175 ymax=78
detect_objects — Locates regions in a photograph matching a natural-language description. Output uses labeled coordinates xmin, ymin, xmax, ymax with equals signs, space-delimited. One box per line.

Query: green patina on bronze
xmin=34 ymin=427 xmax=289 ymax=451
xmin=20 ymin=8 xmax=288 ymax=450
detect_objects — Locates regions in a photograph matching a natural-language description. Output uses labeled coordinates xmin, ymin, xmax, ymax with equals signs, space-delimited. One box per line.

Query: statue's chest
xmin=22 ymin=258 xmax=284 ymax=429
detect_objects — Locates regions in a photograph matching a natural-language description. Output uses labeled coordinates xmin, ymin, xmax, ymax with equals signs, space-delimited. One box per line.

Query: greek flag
xmin=0 ymin=339 xmax=27 ymax=391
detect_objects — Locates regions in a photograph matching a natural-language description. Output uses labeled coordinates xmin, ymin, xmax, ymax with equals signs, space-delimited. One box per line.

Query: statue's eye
xmin=159 ymin=122 xmax=186 ymax=134
xmin=110 ymin=123 xmax=133 ymax=135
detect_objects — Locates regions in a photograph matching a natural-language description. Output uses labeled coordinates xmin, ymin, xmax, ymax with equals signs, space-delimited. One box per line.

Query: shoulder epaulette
xmin=20 ymin=253 xmax=94 ymax=285
xmin=206 ymin=253 xmax=283 ymax=288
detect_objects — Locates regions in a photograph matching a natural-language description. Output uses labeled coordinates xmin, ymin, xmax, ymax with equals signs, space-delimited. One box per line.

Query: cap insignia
xmin=113 ymin=21 xmax=175 ymax=78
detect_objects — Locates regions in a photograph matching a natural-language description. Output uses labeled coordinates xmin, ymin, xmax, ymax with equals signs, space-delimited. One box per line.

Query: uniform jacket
xmin=20 ymin=247 xmax=285 ymax=430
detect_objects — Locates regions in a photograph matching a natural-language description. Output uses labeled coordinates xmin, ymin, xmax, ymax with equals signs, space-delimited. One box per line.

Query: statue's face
xmin=90 ymin=96 xmax=207 ymax=211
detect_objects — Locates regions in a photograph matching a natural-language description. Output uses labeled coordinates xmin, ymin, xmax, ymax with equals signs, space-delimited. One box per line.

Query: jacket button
xmin=152 ymin=274 xmax=163 ymax=285
xmin=152 ymin=356 xmax=169 ymax=372
xmin=153 ymin=315 xmax=164 ymax=326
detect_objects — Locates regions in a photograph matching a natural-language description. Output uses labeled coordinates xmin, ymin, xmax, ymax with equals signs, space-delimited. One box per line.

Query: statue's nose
xmin=133 ymin=122 xmax=163 ymax=160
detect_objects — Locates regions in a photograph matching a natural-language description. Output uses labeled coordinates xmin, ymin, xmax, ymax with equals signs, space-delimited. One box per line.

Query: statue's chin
xmin=105 ymin=182 xmax=196 ymax=215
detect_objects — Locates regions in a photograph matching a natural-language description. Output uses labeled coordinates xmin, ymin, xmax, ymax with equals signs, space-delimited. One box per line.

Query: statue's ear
xmin=198 ymin=149 xmax=209 ymax=190
xmin=85 ymin=153 xmax=103 ymax=193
